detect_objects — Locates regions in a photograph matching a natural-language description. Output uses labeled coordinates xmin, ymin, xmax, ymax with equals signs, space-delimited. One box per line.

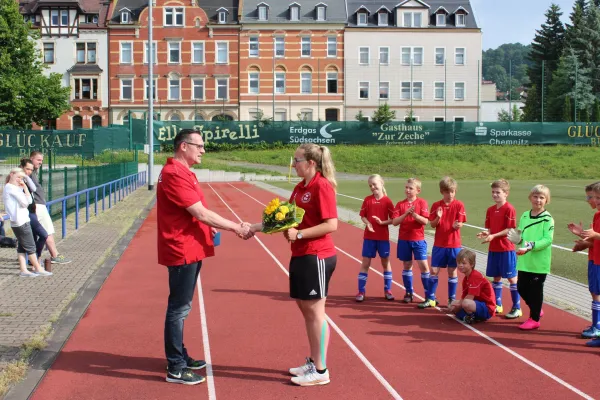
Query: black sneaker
xmin=463 ymin=314 xmax=476 ymax=325
xmin=186 ymin=357 xmax=207 ymax=370
xmin=166 ymin=368 xmax=206 ymax=385
xmin=402 ymin=293 xmax=413 ymax=303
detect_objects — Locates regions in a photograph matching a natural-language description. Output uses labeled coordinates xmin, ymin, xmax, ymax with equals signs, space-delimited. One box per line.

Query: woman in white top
xmin=3 ymin=168 xmax=52 ymax=277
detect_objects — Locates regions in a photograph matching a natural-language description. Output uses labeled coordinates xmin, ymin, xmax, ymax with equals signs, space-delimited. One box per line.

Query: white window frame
xmin=120 ymin=11 xmax=129 ymax=23
xmin=413 ymin=47 xmax=423 ymax=65
xmin=120 ymin=79 xmax=133 ymax=101
xmin=436 ymin=13 xmax=446 ymax=26
xmin=290 ymin=6 xmax=300 ymax=21
xmin=60 ymin=10 xmax=68 ymax=26
xmin=216 ymin=78 xmax=229 ymax=100
xmin=249 ymin=36 xmax=259 ymax=57
xmin=168 ymin=41 xmax=181 ymax=64
xmin=435 ymin=47 xmax=445 ymax=66
xmin=456 ymin=13 xmax=466 ymax=27
xmin=301 ymin=71 xmax=312 ymax=94
xmin=379 ymin=81 xmax=390 ymax=100
xmin=454 ymin=116 xmax=466 ymax=122
xmin=301 ymin=37 xmax=311 ymax=57
xmin=317 ymin=6 xmax=326 ymax=21
xmin=357 ymin=12 xmax=367 ymax=26
xmin=274 ymin=37 xmax=285 ymax=58
xmin=434 ymin=116 xmax=445 ymax=122
xmin=400 ymin=81 xmax=411 ymax=100
xmin=72 ymin=77 xmax=98 ymax=100
xmin=401 ymin=47 xmax=411 ymax=65
xmin=327 ymin=36 xmax=336 ymax=57
xmin=258 ymin=6 xmax=268 ymax=20
xmin=275 ymin=72 xmax=286 ymax=94
xmin=144 ymin=41 xmax=158 ymax=64
xmin=359 ymin=47 xmax=369 ymax=65
xmin=326 ymin=71 xmax=338 ymax=94
xmin=144 ymin=78 xmax=157 ymax=100
xmin=378 ymin=12 xmax=388 ymax=26
xmin=358 ymin=81 xmax=369 ymax=99
xmin=120 ymin=41 xmax=133 ymax=64
xmin=300 ymin=109 xmax=313 ymax=121
xmin=192 ymin=42 xmax=205 ymax=64
xmin=164 ymin=7 xmax=184 ymax=27
xmin=218 ymin=11 xmax=227 ymax=23
xmin=454 ymin=82 xmax=465 ymax=100
xmin=192 ymin=78 xmax=205 ymax=100
xmin=216 ymin=41 xmax=229 ymax=64
xmin=51 ymin=10 xmax=59 ymax=26
xmin=401 ymin=47 xmax=423 ymax=66
xmin=43 ymin=42 xmax=54 ymax=63
xmin=379 ymin=46 xmax=389 ymax=65
xmin=403 ymin=11 xmax=422 ymax=27
xmin=455 ymin=47 xmax=466 ymax=65
xmin=248 ymin=72 xmax=260 ymax=94
xmin=434 ymin=81 xmax=445 ymax=100
xmin=412 ymin=81 xmax=423 ymax=100
xmin=168 ymin=77 xmax=181 ymax=101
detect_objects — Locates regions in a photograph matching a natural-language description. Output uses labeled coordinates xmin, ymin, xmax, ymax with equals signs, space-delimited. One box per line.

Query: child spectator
xmin=421 ymin=177 xmax=466 ymax=309
xmin=392 ymin=178 xmax=430 ymax=303
xmin=448 ymin=249 xmax=496 ymax=324
xmin=356 ymin=174 xmax=395 ymax=302
xmin=477 ymin=179 xmax=521 ymax=319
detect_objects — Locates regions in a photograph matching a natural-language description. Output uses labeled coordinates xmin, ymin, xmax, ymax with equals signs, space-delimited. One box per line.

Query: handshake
xmin=233 ymin=222 xmax=262 ymax=240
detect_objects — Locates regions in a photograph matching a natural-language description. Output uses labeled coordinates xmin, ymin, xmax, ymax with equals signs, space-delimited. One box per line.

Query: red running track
xmin=30 ymin=183 xmax=600 ymax=400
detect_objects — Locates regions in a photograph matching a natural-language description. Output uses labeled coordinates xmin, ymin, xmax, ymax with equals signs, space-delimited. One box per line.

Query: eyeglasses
xmin=185 ymin=141 xmax=204 ymax=150
xmin=293 ymin=158 xmax=306 ymax=164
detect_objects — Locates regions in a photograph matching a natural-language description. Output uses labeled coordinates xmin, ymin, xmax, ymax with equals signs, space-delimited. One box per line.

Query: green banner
xmin=138 ymin=120 xmax=600 ymax=147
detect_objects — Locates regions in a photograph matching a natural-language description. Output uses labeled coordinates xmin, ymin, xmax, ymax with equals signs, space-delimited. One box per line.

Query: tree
xmin=485 ymin=65 xmax=508 ymax=91
xmin=0 ymin=0 xmax=70 ymax=128
xmin=252 ymin=110 xmax=272 ymax=126
xmin=522 ymin=85 xmax=541 ymax=121
xmin=371 ymin=103 xmax=395 ymax=124
xmin=572 ymin=5 xmax=600 ymax=94
xmin=355 ymin=110 xmax=368 ymax=122
xmin=591 ymin=98 xmax=600 ymax=121
xmin=497 ymin=105 xmax=523 ymax=122
xmin=563 ymin=96 xmax=572 ymax=122
xmin=523 ymin=4 xmax=565 ymax=121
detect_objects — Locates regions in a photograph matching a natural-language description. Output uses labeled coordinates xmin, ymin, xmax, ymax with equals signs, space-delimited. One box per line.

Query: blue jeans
xmin=165 ymin=261 xmax=202 ymax=372
xmin=29 ymin=212 xmax=48 ymax=258
xmin=0 ymin=220 xmax=5 ymax=237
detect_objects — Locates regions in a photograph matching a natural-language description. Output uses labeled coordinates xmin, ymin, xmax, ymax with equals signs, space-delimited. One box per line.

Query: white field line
xmin=337 ymin=192 xmax=588 ymax=255
xmin=197 ymin=274 xmax=217 ymax=400
xmin=213 ymin=183 xmax=403 ymax=400
xmin=231 ymin=183 xmax=594 ymax=400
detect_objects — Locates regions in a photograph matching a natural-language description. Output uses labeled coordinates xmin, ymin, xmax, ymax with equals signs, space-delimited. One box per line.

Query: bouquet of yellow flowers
xmin=262 ymin=198 xmax=305 ymax=234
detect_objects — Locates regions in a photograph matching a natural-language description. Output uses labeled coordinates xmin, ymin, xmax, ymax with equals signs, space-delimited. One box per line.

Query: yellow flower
xmin=265 ymin=205 xmax=276 ymax=215
xmin=279 ymin=206 xmax=289 ymax=215
xmin=275 ymin=212 xmax=285 ymax=221
xmin=269 ymin=198 xmax=280 ymax=208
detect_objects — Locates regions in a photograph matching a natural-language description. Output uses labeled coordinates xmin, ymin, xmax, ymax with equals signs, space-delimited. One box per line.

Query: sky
xmin=470 ymin=0 xmax=576 ymax=50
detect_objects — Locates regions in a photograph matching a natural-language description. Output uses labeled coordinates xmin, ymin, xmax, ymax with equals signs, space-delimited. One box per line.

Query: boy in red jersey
xmin=392 ymin=178 xmax=430 ymax=303
xmin=356 ymin=174 xmax=395 ymax=302
xmin=448 ymin=249 xmax=496 ymax=324
xmin=420 ymin=177 xmax=466 ymax=309
xmin=476 ymin=179 xmax=521 ymax=319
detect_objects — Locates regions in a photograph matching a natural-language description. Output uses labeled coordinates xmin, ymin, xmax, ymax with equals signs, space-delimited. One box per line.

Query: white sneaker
xmin=36 ymin=270 xmax=53 ymax=276
xmin=290 ymin=365 xmax=330 ymax=386
xmin=289 ymin=357 xmax=314 ymax=377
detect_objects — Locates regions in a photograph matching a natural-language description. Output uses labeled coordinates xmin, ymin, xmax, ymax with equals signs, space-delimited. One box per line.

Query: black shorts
xmin=289 ymin=255 xmax=337 ymax=300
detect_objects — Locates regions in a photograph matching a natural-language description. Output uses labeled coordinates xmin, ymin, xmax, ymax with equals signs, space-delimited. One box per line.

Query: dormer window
xmin=376 ymin=6 xmax=390 ymax=26
xmin=436 ymin=13 xmax=445 ymax=26
xmin=289 ymin=3 xmax=300 ymax=21
xmin=316 ymin=3 xmax=327 ymax=21
xmin=358 ymin=12 xmax=367 ymax=25
xmin=456 ymin=13 xmax=465 ymax=26
xmin=121 ymin=11 xmax=130 ymax=24
xmin=453 ymin=6 xmax=468 ymax=27
xmin=258 ymin=3 xmax=268 ymax=20
xmin=217 ymin=7 xmax=229 ymax=24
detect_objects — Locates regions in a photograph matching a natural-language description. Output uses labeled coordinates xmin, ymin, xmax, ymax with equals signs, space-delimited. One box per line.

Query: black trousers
xmin=517 ymin=271 xmax=547 ymax=322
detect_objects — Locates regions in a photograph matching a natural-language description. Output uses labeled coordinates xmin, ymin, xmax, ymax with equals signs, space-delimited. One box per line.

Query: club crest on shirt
xmin=301 ymin=192 xmax=311 ymax=203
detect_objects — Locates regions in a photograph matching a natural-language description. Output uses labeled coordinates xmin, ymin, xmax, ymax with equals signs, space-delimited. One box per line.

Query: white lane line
xmin=229 ymin=182 xmax=594 ymax=400
xmin=214 ymin=183 xmax=403 ymax=400
xmin=197 ymin=274 xmax=217 ymax=400
xmin=338 ymin=192 xmax=588 ymax=256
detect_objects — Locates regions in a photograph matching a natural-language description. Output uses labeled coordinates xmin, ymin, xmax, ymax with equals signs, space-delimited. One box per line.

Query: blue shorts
xmin=431 ymin=246 xmax=461 ymax=268
xmin=589 ymin=261 xmax=600 ymax=295
xmin=486 ymin=251 xmax=517 ymax=279
xmin=362 ymin=239 xmax=391 ymax=259
xmin=397 ymin=240 xmax=428 ymax=262
xmin=456 ymin=300 xmax=492 ymax=322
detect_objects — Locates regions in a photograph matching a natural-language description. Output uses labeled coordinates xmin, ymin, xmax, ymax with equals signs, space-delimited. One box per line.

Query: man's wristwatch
xmin=296 ymin=231 xmax=303 ymax=240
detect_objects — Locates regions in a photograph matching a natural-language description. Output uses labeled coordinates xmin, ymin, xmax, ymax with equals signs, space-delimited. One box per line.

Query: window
xmin=401 ymin=82 xmax=411 ymax=100
xmin=91 ymin=115 xmax=102 ymax=128
xmin=454 ymin=117 xmax=465 ymax=122
xmin=434 ymin=117 xmax=445 ymax=122
xmin=73 ymin=78 xmax=98 ymax=100
xmin=301 ymin=37 xmax=311 ymax=57
xmin=145 ymin=79 xmax=157 ymax=100
xmin=76 ymin=43 xmax=96 ymax=64
xmin=274 ymin=37 xmax=284 ymax=57
xmin=402 ymin=47 xmax=422 ymax=65
xmin=434 ymin=82 xmax=445 ymax=100
xmin=218 ymin=11 xmax=227 ymax=23
xmin=170 ymin=114 xmax=181 ymax=121
xmin=121 ymin=79 xmax=132 ymax=100
xmin=435 ymin=48 xmax=445 ymax=65
xmin=379 ymin=47 xmax=389 ymax=65
xmin=216 ymin=42 xmax=228 ymax=64
xmin=455 ymin=48 xmax=465 ymax=65
xmin=317 ymin=6 xmax=326 ymax=21
xmin=61 ymin=10 xmax=68 ymax=26
xmin=290 ymin=6 xmax=299 ymax=21
xmin=300 ymin=110 xmax=313 ymax=121
xmin=436 ymin=13 xmax=446 ymax=26
xmin=359 ymin=47 xmax=369 ymax=65
xmin=275 ymin=72 xmax=285 ymax=94
xmin=249 ymin=37 xmax=259 ymax=57
xmin=165 ymin=7 xmax=184 ymax=26
xmin=301 ymin=71 xmax=312 ymax=94
xmin=413 ymin=47 xmax=423 ymax=65
xmin=144 ymin=42 xmax=157 ymax=64
xmin=169 ymin=78 xmax=180 ymax=100
xmin=379 ymin=82 xmax=389 ymax=99
xmin=121 ymin=11 xmax=129 ymax=24
xmin=76 ymin=43 xmax=86 ymax=63
xmin=274 ymin=110 xmax=287 ymax=121
xmin=51 ymin=10 xmax=59 ymax=26
xmin=258 ymin=5 xmax=268 ymax=20
xmin=216 ymin=79 xmax=228 ymax=100
xmin=327 ymin=71 xmax=337 ymax=93
xmin=193 ymin=113 xmax=204 ymax=121
xmin=327 ymin=37 xmax=336 ymax=57
xmin=401 ymin=47 xmax=410 ymax=65
xmin=456 ymin=13 xmax=466 ymax=27
xmin=44 ymin=119 xmax=57 ymax=130
xmin=168 ymin=42 xmax=181 ymax=63
xmin=192 ymin=42 xmax=204 ymax=63
xmin=403 ymin=12 xmax=421 ymax=27
xmin=378 ymin=12 xmax=388 ymax=26
xmin=120 ymin=42 xmax=132 ymax=64
xmin=85 ymin=14 xmax=98 ymax=23
xmin=357 ymin=12 xmax=367 ymax=25
xmin=249 ymin=72 xmax=259 ymax=94
xmin=192 ymin=79 xmax=204 ymax=100
xmin=455 ymin=82 xmax=465 ymax=100
xmin=43 ymin=43 xmax=54 ymax=63
xmin=412 ymin=82 xmax=423 ymax=100
xmin=72 ymin=115 xmax=83 ymax=130
xmin=359 ymin=82 xmax=369 ymax=99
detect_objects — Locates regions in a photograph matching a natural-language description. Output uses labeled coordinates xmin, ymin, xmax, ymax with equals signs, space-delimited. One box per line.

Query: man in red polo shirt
xmin=157 ymin=128 xmax=251 ymax=386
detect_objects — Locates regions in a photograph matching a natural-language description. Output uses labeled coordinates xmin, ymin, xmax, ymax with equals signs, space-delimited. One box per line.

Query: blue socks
xmin=448 ymin=277 xmax=458 ymax=300
xmin=358 ymin=272 xmax=368 ymax=293
xmin=593 ymin=301 xmax=600 ymax=329
xmin=402 ymin=270 xmax=413 ymax=293
xmin=429 ymin=276 xmax=439 ymax=300
xmin=421 ymin=272 xmax=430 ymax=298
xmin=384 ymin=271 xmax=393 ymax=291
xmin=493 ymin=282 xmax=503 ymax=307
xmin=510 ymin=283 xmax=521 ymax=309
